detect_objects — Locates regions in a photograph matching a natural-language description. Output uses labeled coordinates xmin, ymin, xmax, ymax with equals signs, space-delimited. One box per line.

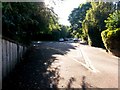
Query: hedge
xmin=101 ymin=28 xmax=120 ymax=56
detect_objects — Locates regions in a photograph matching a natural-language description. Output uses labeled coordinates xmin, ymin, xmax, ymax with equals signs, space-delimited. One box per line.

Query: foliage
xmin=101 ymin=28 xmax=120 ymax=51
xmin=2 ymin=2 xmax=60 ymax=44
xmin=68 ymin=3 xmax=91 ymax=27
xmin=68 ymin=2 xmax=91 ymax=39
xmin=59 ymin=25 xmax=69 ymax=38
xmin=105 ymin=10 xmax=120 ymax=30
xmin=82 ymin=2 xmax=115 ymax=47
xmin=101 ymin=10 xmax=120 ymax=53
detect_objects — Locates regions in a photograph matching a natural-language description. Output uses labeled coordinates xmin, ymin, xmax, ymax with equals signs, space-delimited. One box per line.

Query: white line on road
xmin=78 ymin=46 xmax=100 ymax=73
xmin=70 ymin=43 xmax=100 ymax=73
xmin=70 ymin=55 xmax=99 ymax=73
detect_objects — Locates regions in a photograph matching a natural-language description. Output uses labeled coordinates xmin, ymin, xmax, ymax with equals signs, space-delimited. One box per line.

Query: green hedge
xmin=87 ymin=28 xmax=104 ymax=48
xmin=101 ymin=28 xmax=120 ymax=51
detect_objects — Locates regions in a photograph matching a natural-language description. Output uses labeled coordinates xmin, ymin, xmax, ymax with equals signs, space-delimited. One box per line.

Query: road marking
xmin=69 ymin=43 xmax=99 ymax=73
xmin=78 ymin=47 xmax=99 ymax=73
xmin=44 ymin=42 xmax=99 ymax=73
xmin=70 ymin=55 xmax=99 ymax=73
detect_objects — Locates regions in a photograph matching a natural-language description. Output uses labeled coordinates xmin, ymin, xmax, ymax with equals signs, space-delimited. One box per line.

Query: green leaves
xmin=82 ymin=2 xmax=115 ymax=47
xmin=2 ymin=2 xmax=60 ymax=44
xmin=101 ymin=9 xmax=120 ymax=54
xmin=101 ymin=28 xmax=120 ymax=51
xmin=68 ymin=2 xmax=91 ymax=27
xmin=68 ymin=2 xmax=91 ymax=39
xmin=105 ymin=11 xmax=120 ymax=30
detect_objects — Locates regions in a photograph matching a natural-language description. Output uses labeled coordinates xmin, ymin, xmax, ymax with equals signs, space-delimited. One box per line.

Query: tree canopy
xmin=68 ymin=1 xmax=116 ymax=47
xmin=82 ymin=2 xmax=115 ymax=47
xmin=2 ymin=2 xmax=61 ymax=44
xmin=68 ymin=2 xmax=91 ymax=39
xmin=2 ymin=1 xmax=120 ymax=57
xmin=101 ymin=10 xmax=120 ymax=57
xmin=68 ymin=1 xmax=120 ymax=56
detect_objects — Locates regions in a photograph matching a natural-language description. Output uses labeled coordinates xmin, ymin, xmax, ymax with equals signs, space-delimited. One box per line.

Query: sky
xmin=45 ymin=0 xmax=86 ymax=26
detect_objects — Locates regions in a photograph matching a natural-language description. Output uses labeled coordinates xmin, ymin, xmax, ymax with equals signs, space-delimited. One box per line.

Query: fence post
xmin=9 ymin=42 xmax=12 ymax=72
xmin=14 ymin=43 xmax=17 ymax=68
xmin=6 ymin=40 xmax=10 ymax=75
xmin=2 ymin=39 xmax=6 ymax=78
xmin=11 ymin=42 xmax=13 ymax=71
xmin=0 ymin=37 xmax=2 ymax=89
xmin=12 ymin=43 xmax=16 ymax=71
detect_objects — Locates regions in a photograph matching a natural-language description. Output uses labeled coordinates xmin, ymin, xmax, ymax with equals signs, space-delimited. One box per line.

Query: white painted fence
xmin=0 ymin=37 xmax=2 ymax=90
xmin=2 ymin=38 xmax=27 ymax=78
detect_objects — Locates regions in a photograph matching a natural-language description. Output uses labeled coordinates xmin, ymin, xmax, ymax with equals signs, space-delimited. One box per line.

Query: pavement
xmin=2 ymin=41 xmax=119 ymax=89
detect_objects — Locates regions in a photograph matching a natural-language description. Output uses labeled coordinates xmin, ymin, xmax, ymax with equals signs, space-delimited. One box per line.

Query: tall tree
xmin=68 ymin=2 xmax=91 ymax=38
xmin=82 ymin=2 xmax=115 ymax=47
xmin=69 ymin=2 xmax=91 ymax=28
xmin=2 ymin=2 xmax=60 ymax=44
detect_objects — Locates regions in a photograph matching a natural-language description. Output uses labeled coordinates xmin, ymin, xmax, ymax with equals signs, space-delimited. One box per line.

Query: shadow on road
xmin=66 ymin=77 xmax=76 ymax=89
xmin=2 ymin=42 xmax=76 ymax=89
xmin=80 ymin=42 xmax=88 ymax=45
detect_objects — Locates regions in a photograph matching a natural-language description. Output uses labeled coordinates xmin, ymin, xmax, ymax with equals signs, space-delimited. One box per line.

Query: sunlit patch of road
xmin=47 ymin=42 xmax=118 ymax=88
xmin=66 ymin=43 xmax=100 ymax=73
xmin=32 ymin=41 xmax=118 ymax=88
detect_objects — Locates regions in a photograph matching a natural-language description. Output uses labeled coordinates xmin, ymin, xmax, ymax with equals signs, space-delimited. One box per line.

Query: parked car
xmin=31 ymin=41 xmax=41 ymax=46
xmin=73 ymin=38 xmax=79 ymax=42
xmin=59 ymin=38 xmax=64 ymax=42
xmin=64 ymin=38 xmax=69 ymax=41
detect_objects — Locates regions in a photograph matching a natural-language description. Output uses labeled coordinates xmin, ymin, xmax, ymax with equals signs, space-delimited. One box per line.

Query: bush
xmin=101 ymin=28 xmax=120 ymax=54
xmin=87 ymin=27 xmax=104 ymax=47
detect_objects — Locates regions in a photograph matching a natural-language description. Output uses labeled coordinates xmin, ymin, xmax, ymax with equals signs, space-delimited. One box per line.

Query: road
xmin=3 ymin=41 xmax=118 ymax=89
xmin=73 ymin=43 xmax=118 ymax=88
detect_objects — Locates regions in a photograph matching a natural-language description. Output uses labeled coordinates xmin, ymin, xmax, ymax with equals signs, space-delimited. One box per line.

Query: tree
xmin=82 ymin=2 xmax=115 ymax=47
xmin=105 ymin=11 xmax=120 ymax=30
xmin=68 ymin=2 xmax=91 ymax=39
xmin=101 ymin=10 xmax=120 ymax=57
xmin=2 ymin=2 xmax=60 ymax=44
xmin=69 ymin=3 xmax=91 ymax=27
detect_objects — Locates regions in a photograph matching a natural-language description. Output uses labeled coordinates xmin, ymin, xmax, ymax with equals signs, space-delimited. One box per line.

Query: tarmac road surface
xmin=3 ymin=41 xmax=118 ymax=89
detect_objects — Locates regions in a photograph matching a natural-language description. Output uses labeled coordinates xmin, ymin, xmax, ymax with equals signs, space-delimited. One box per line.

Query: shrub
xmin=101 ymin=28 xmax=120 ymax=51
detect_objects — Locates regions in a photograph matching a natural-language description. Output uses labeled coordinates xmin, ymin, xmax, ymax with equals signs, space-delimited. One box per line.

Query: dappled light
xmin=3 ymin=42 xmax=77 ymax=89
xmin=67 ymin=77 xmax=76 ymax=89
xmin=2 ymin=0 xmax=119 ymax=89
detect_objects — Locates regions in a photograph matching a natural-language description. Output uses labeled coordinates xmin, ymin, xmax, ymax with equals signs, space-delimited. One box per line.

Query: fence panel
xmin=0 ymin=38 xmax=2 ymax=90
xmin=2 ymin=38 xmax=27 ymax=78
xmin=2 ymin=39 xmax=7 ymax=78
